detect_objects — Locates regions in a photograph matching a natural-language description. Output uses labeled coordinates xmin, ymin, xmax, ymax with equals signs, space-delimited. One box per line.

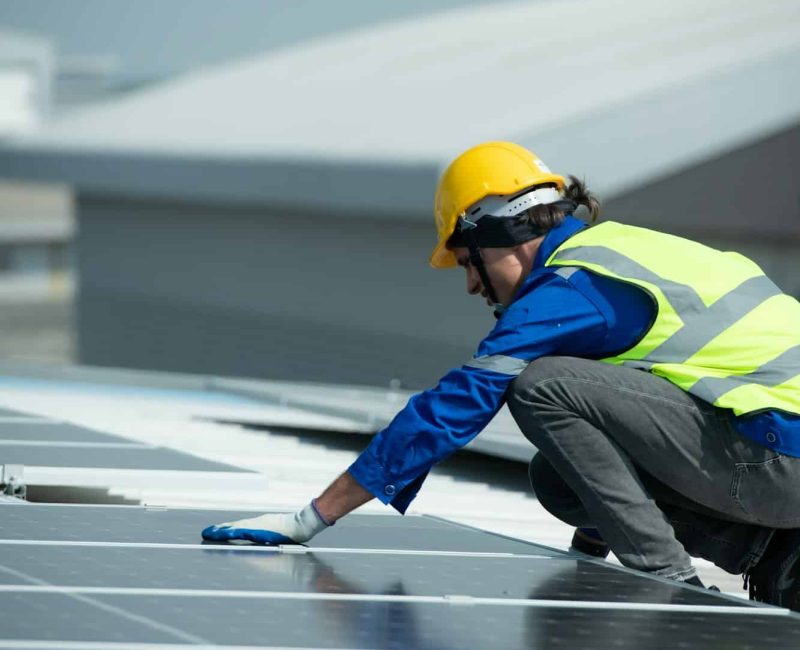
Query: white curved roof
xmin=2 ymin=0 xmax=799 ymax=202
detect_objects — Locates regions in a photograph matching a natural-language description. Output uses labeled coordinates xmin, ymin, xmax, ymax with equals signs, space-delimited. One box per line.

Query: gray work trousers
xmin=507 ymin=356 xmax=800 ymax=580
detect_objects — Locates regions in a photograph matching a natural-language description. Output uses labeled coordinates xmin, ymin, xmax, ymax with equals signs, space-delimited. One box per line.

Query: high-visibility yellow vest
xmin=546 ymin=221 xmax=800 ymax=417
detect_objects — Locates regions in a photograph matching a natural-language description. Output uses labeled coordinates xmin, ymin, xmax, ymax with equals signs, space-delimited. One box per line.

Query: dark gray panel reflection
xmin=0 ymin=505 xmax=553 ymax=554
xmin=0 ymin=544 xmax=747 ymax=607
xmin=0 ymin=408 xmax=40 ymax=418
xmin=0 ymin=445 xmax=246 ymax=471
xmin=0 ymin=422 xmax=136 ymax=443
xmin=94 ymin=595 xmax=800 ymax=650
xmin=0 ymin=592 xmax=181 ymax=644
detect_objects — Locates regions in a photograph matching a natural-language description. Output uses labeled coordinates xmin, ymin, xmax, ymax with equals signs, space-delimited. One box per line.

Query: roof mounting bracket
xmin=0 ymin=464 xmax=26 ymax=500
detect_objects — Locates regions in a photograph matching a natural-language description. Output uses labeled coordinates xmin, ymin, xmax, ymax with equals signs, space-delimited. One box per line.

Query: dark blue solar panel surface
xmin=1 ymin=591 xmax=799 ymax=650
xmin=0 ymin=504 xmax=555 ymax=553
xmin=0 ymin=543 xmax=749 ymax=607
xmin=2 ymin=504 xmax=799 ymax=649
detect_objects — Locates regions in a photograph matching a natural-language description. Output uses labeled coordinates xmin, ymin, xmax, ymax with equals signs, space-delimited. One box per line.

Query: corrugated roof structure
xmin=0 ymin=0 xmax=491 ymax=88
xmin=1 ymin=0 xmax=799 ymax=211
xmin=0 ymin=0 xmax=797 ymax=385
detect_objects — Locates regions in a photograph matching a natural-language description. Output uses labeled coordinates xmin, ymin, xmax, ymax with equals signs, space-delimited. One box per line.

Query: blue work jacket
xmin=349 ymin=216 xmax=800 ymax=513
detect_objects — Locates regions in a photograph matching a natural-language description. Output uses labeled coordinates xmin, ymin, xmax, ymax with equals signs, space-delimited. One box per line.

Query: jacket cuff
xmin=348 ymin=448 xmax=427 ymax=513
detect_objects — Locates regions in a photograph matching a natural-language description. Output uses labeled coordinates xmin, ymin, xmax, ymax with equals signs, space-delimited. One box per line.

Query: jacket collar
xmin=532 ymin=215 xmax=587 ymax=270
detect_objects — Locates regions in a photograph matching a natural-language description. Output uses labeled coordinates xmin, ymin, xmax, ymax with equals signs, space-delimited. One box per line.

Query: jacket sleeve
xmin=348 ymin=274 xmax=608 ymax=513
xmin=348 ymin=363 xmax=514 ymax=512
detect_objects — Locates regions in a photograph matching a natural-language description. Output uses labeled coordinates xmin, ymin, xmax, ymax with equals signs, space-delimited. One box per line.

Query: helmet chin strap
xmin=459 ymin=217 xmax=506 ymax=319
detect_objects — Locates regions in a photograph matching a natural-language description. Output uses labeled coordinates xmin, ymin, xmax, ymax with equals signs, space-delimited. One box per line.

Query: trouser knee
xmin=528 ymin=452 xmax=586 ymax=527
xmin=509 ymin=356 xmax=570 ymax=405
xmin=508 ymin=356 xmax=577 ymax=445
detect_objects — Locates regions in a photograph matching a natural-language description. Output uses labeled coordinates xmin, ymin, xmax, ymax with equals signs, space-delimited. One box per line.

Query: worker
xmin=203 ymin=142 xmax=800 ymax=611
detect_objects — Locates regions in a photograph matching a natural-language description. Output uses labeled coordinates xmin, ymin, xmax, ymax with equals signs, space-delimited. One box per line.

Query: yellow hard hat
xmin=430 ymin=142 xmax=566 ymax=269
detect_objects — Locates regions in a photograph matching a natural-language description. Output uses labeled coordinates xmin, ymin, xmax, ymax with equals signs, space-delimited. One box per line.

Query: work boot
xmin=570 ymin=527 xmax=610 ymax=558
xmin=745 ymin=528 xmax=800 ymax=612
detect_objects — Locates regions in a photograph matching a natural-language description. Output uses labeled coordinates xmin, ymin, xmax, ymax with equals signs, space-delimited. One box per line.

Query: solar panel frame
xmin=2 ymin=503 xmax=799 ymax=649
xmin=0 ymin=503 xmax=561 ymax=554
xmin=0 ymin=443 xmax=251 ymax=471
xmin=1 ymin=589 xmax=799 ymax=649
xmin=0 ymin=407 xmax=43 ymax=419
xmin=0 ymin=421 xmax=146 ymax=444
xmin=0 ymin=542 xmax=755 ymax=607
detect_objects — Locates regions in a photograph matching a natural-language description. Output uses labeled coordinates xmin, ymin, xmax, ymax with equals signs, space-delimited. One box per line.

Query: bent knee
xmin=528 ymin=452 xmax=568 ymax=499
xmin=508 ymin=356 xmax=576 ymax=411
xmin=528 ymin=453 xmax=584 ymax=524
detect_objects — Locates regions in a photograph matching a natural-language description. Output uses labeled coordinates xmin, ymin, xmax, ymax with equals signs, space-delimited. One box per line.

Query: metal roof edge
xmin=0 ymin=146 xmax=438 ymax=216
xmin=0 ymin=359 xmax=410 ymax=400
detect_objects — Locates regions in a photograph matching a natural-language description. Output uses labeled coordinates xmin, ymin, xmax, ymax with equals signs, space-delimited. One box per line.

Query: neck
xmin=515 ymin=236 xmax=544 ymax=275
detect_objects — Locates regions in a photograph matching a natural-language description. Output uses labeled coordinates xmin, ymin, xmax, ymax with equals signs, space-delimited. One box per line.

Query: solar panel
xmin=0 ymin=444 xmax=248 ymax=471
xmin=2 ymin=592 xmax=187 ymax=645
xmin=0 ymin=543 xmax=750 ymax=607
xmin=0 ymin=407 xmax=42 ymax=419
xmin=4 ymin=592 xmax=798 ymax=650
xmin=0 ymin=504 xmax=554 ymax=554
xmin=2 ymin=502 xmax=799 ymax=649
xmin=0 ymin=419 xmax=249 ymax=473
xmin=0 ymin=420 xmax=145 ymax=443
xmin=0 ymin=370 xmax=798 ymax=649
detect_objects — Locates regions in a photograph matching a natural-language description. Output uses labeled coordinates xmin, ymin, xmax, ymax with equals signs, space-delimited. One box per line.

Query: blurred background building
xmin=0 ymin=0 xmax=797 ymax=388
xmin=0 ymin=0 xmax=492 ymax=367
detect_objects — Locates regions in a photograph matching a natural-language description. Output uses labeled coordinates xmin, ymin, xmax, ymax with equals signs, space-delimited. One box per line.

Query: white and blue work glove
xmin=201 ymin=500 xmax=333 ymax=545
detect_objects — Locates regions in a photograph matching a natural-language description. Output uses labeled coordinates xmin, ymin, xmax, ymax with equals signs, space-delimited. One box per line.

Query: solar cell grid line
xmin=0 ymin=586 xmax=784 ymax=616
xmin=0 ymin=504 xmax=554 ymax=554
xmin=0 ymin=504 xmax=782 ymax=612
xmin=0 ymin=568 xmax=211 ymax=646
xmin=0 ymin=544 xmax=752 ymax=608
xmin=3 ymin=592 xmax=800 ymax=649
xmin=3 ymin=505 xmax=800 ymax=648
xmin=0 ymin=541 xmax=555 ymax=561
xmin=0 ymin=503 xmax=777 ymax=611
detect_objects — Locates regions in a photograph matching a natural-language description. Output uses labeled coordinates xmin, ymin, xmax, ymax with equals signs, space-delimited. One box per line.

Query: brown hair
xmin=518 ymin=175 xmax=600 ymax=232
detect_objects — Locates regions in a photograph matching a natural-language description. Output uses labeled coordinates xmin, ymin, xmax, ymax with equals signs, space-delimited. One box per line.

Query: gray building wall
xmin=77 ymin=196 xmax=488 ymax=388
xmin=75 ymin=121 xmax=800 ymax=388
xmin=607 ymin=122 xmax=800 ymax=297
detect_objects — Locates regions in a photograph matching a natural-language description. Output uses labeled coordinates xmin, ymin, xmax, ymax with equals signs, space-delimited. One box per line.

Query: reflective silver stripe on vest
xmin=690 ymin=345 xmax=800 ymax=404
xmin=552 ymin=247 xmax=784 ymax=365
xmin=551 ymin=246 xmax=706 ymax=315
xmin=554 ymin=267 xmax=579 ymax=280
xmin=465 ymin=355 xmax=530 ymax=376
xmin=645 ymin=274 xmax=784 ymax=363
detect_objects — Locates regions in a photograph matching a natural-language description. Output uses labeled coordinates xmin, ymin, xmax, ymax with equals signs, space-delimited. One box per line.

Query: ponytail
xmin=564 ymin=175 xmax=601 ymax=224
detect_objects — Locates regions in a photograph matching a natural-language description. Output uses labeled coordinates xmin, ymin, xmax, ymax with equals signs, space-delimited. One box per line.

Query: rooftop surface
xmin=0 ymin=362 xmax=780 ymax=650
xmin=6 ymin=502 xmax=797 ymax=649
xmin=1 ymin=0 xmax=798 ymax=211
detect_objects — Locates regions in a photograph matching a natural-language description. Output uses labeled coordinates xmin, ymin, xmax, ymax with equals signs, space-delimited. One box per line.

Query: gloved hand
xmin=201 ymin=500 xmax=332 ymax=544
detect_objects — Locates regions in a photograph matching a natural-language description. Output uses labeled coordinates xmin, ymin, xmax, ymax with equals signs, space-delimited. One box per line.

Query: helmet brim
xmin=429 ymin=239 xmax=458 ymax=269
